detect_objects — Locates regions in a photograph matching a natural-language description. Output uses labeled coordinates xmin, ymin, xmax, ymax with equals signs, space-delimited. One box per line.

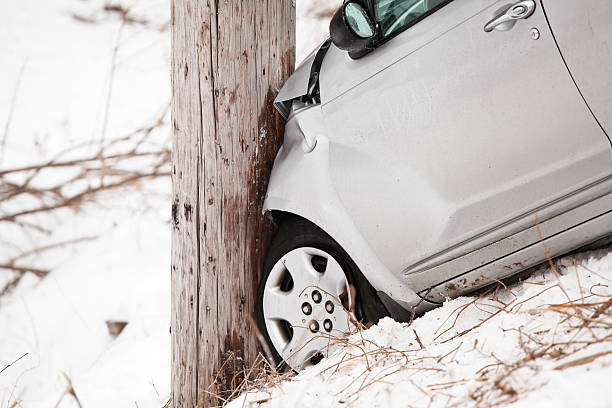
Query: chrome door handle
xmin=484 ymin=0 xmax=536 ymax=32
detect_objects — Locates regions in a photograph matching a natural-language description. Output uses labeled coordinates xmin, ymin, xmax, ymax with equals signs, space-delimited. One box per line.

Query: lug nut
xmin=325 ymin=300 xmax=335 ymax=314
xmin=312 ymin=290 xmax=322 ymax=303
xmin=309 ymin=320 xmax=319 ymax=333
xmin=323 ymin=319 xmax=333 ymax=332
xmin=301 ymin=302 xmax=312 ymax=315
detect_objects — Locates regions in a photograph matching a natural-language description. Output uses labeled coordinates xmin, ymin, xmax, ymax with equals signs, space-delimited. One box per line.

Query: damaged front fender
xmin=274 ymin=39 xmax=332 ymax=119
xmin=263 ymin=104 xmax=424 ymax=312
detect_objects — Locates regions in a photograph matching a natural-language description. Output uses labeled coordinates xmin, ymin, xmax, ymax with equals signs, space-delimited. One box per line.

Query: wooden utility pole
xmin=170 ymin=1 xmax=295 ymax=406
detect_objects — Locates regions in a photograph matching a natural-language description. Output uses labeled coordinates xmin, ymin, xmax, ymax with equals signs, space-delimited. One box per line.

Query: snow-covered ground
xmin=1 ymin=0 xmax=172 ymax=406
xmin=2 ymin=1 xmax=610 ymax=408
xmin=231 ymin=249 xmax=612 ymax=408
xmin=0 ymin=1 xmax=339 ymax=406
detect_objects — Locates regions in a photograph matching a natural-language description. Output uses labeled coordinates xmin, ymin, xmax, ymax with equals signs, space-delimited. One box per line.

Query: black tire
xmin=257 ymin=214 xmax=387 ymax=367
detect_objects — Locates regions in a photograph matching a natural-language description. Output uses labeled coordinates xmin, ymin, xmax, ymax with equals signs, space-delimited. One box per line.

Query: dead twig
xmin=413 ymin=328 xmax=424 ymax=350
xmin=0 ymin=353 xmax=28 ymax=376
xmin=1 ymin=105 xmax=169 ymax=299
xmin=535 ymin=214 xmax=571 ymax=302
xmin=54 ymin=373 xmax=82 ymax=408
xmin=554 ymin=350 xmax=612 ymax=370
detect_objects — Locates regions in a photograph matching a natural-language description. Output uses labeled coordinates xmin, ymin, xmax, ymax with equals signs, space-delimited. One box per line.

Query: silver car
xmin=258 ymin=0 xmax=612 ymax=370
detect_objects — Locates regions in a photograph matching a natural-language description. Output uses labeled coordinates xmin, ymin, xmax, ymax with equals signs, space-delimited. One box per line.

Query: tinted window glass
xmin=376 ymin=0 xmax=446 ymax=38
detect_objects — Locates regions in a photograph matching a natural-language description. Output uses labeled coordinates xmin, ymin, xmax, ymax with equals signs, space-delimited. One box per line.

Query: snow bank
xmin=230 ymin=249 xmax=612 ymax=408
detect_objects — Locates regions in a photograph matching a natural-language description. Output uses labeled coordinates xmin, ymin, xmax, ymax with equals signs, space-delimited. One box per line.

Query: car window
xmin=375 ymin=0 xmax=448 ymax=38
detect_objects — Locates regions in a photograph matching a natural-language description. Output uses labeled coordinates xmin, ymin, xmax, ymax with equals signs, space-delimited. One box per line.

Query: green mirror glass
xmin=344 ymin=3 xmax=375 ymax=38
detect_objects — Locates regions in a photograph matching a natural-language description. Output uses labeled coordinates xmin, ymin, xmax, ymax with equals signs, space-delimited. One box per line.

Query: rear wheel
xmin=257 ymin=216 xmax=376 ymax=371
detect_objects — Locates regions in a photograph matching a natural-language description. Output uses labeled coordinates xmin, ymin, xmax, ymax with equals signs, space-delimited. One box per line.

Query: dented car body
xmin=259 ymin=0 xmax=612 ymax=369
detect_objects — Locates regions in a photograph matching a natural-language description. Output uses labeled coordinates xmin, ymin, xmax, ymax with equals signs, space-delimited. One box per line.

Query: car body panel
xmin=404 ymin=175 xmax=612 ymax=292
xmin=542 ymin=0 xmax=612 ymax=143
xmin=320 ymin=0 xmax=493 ymax=105
xmin=414 ymin=184 xmax=612 ymax=302
xmin=264 ymin=0 xmax=612 ymax=310
xmin=319 ymin=0 xmax=612 ymax=286
xmin=422 ymin=192 xmax=612 ymax=303
xmin=273 ymin=51 xmax=317 ymax=119
xmin=274 ymin=39 xmax=332 ymax=120
xmin=263 ymin=104 xmax=424 ymax=310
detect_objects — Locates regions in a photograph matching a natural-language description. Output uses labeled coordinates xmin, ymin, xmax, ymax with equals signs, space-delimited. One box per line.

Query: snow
xmin=1 ymin=0 xmax=171 ymax=406
xmin=229 ymin=249 xmax=612 ymax=408
xmin=0 ymin=1 xmax=337 ymax=406
xmin=296 ymin=0 xmax=341 ymax=65
xmin=2 ymin=1 xmax=610 ymax=408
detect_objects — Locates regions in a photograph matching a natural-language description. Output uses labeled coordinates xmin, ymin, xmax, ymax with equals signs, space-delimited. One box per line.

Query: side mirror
xmin=330 ymin=1 xmax=377 ymax=58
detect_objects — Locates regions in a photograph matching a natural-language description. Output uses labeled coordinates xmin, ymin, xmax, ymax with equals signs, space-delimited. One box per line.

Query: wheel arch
xmin=263 ymin=209 xmax=389 ymax=323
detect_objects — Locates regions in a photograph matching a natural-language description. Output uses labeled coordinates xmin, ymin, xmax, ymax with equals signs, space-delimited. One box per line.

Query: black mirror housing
xmin=330 ymin=1 xmax=378 ymax=59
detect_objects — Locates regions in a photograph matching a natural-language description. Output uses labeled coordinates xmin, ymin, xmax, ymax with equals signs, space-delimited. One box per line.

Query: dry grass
xmin=0 ymin=106 xmax=170 ymax=297
xmin=70 ymin=2 xmax=169 ymax=31
xmin=466 ymin=289 xmax=611 ymax=407
xmin=216 ymin=245 xmax=611 ymax=407
xmin=194 ymin=353 xmax=291 ymax=408
xmin=0 ymin=0 xmax=171 ymax=300
xmin=53 ymin=373 xmax=83 ymax=408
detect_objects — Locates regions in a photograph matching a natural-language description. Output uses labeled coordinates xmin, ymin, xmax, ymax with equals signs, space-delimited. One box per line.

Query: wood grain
xmin=170 ymin=1 xmax=295 ymax=406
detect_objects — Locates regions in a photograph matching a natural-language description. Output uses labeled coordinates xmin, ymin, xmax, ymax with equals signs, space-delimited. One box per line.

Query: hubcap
xmin=263 ymin=247 xmax=352 ymax=370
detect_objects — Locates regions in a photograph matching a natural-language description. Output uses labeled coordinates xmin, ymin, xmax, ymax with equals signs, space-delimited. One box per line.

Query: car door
xmin=542 ymin=0 xmax=612 ymax=140
xmin=318 ymin=0 xmax=612 ymax=291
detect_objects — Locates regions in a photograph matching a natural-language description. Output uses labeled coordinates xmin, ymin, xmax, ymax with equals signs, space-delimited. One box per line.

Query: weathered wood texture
xmin=170 ymin=1 xmax=295 ymax=406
